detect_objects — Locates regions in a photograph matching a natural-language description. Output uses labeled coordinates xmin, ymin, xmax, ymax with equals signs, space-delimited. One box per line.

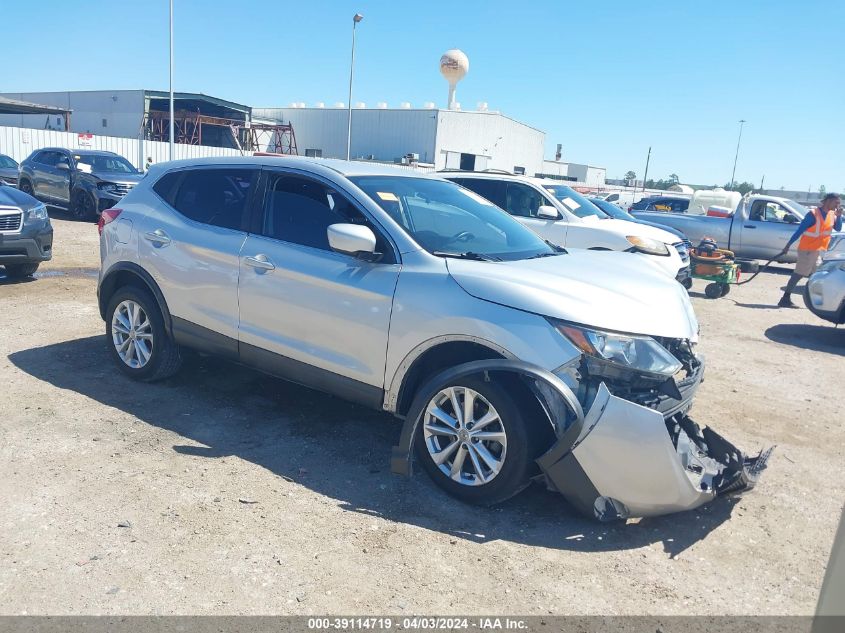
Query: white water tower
xmin=439 ymin=49 xmax=469 ymax=110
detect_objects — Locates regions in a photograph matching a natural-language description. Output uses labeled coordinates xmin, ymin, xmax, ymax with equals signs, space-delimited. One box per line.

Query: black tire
xmin=414 ymin=375 xmax=539 ymax=506
xmin=681 ymin=277 xmax=693 ymax=290
xmin=71 ymin=190 xmax=97 ymax=221
xmin=105 ymin=285 xmax=182 ymax=382
xmin=720 ymin=283 xmax=731 ymax=297
xmin=19 ymin=180 xmax=34 ymax=196
xmin=704 ymin=283 xmax=723 ymax=299
xmin=4 ymin=263 xmax=39 ymax=278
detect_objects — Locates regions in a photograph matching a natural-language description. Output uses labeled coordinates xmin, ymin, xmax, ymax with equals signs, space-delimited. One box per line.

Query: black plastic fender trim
xmin=97 ymin=262 xmax=173 ymax=338
xmin=390 ymin=359 xmax=584 ymax=477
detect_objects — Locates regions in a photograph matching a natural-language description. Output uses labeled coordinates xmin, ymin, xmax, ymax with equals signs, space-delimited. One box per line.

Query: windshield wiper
xmin=432 ymin=251 xmax=502 ymax=262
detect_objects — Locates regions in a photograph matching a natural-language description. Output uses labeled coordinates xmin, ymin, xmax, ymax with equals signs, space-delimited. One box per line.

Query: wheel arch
xmin=387 ymin=337 xmax=514 ymax=416
xmin=98 ymin=263 xmax=173 ymax=337
xmin=390 ymin=359 xmax=585 ymax=478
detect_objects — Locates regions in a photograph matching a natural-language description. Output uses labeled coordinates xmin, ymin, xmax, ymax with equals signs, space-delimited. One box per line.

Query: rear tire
xmin=4 ymin=263 xmax=39 ymax=278
xmin=414 ymin=375 xmax=537 ymax=506
xmin=106 ymin=285 xmax=182 ymax=381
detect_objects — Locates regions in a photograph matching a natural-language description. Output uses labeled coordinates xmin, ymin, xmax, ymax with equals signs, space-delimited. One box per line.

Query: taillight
xmin=98 ymin=208 xmax=123 ymax=235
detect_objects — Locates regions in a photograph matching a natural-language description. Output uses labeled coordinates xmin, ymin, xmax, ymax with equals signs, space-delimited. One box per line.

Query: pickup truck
xmin=632 ymin=194 xmax=811 ymax=263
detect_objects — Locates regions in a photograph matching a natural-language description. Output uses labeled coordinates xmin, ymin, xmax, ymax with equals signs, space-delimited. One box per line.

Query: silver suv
xmin=97 ymin=156 xmax=770 ymax=521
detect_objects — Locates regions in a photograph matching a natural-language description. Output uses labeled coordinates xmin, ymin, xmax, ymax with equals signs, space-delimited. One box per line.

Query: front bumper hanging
xmin=391 ymin=360 xmax=772 ymax=521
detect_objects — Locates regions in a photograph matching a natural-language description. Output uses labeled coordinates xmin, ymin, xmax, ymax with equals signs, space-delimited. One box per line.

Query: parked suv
xmin=19 ymin=148 xmax=143 ymax=220
xmin=97 ymin=156 xmax=769 ymax=521
xmin=0 ymin=182 xmax=53 ymax=278
xmin=441 ymin=173 xmax=690 ymax=283
xmin=629 ymin=196 xmax=690 ymax=213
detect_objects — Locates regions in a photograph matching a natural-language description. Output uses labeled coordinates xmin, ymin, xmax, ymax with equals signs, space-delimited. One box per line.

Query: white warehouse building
xmin=253 ymin=106 xmax=546 ymax=175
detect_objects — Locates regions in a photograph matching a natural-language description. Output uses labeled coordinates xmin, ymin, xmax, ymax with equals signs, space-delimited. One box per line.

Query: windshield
xmin=351 ymin=176 xmax=556 ymax=261
xmin=0 ymin=155 xmax=18 ymax=169
xmin=542 ymin=184 xmax=607 ymax=219
xmin=590 ymin=197 xmax=636 ymax=221
xmin=782 ymin=199 xmax=809 ymax=218
xmin=73 ymin=154 xmax=138 ymax=174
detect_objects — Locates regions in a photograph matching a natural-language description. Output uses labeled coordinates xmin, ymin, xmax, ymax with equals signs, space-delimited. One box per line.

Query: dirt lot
xmin=0 ymin=214 xmax=842 ymax=616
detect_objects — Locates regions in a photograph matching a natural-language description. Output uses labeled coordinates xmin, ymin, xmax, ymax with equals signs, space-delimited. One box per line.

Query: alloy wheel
xmin=423 ymin=386 xmax=508 ymax=486
xmin=111 ymin=300 xmax=154 ymax=369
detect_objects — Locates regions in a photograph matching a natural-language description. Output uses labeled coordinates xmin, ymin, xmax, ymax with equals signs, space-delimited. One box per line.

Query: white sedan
xmin=805 ymin=253 xmax=845 ymax=324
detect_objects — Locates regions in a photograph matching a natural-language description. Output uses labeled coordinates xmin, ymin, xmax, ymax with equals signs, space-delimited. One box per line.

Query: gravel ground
xmin=0 ymin=214 xmax=842 ymax=615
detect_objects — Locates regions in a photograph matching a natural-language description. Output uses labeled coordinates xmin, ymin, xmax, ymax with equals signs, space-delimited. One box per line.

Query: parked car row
xmin=96 ymin=156 xmax=772 ymax=521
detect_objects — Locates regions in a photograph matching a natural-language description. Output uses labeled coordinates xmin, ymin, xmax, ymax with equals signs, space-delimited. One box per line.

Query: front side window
xmin=750 ymin=201 xmax=796 ymax=224
xmin=37 ymin=151 xmax=60 ymax=167
xmin=261 ymin=174 xmax=390 ymax=257
xmin=351 ymin=176 xmax=555 ymax=261
xmin=171 ymin=169 xmax=255 ymax=230
xmin=504 ymin=182 xmax=549 ymax=218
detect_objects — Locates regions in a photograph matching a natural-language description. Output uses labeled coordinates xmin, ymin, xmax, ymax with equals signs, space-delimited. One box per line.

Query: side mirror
xmin=57 ymin=162 xmax=70 ymax=171
xmin=327 ymin=223 xmax=379 ymax=261
xmin=537 ymin=205 xmax=559 ymax=220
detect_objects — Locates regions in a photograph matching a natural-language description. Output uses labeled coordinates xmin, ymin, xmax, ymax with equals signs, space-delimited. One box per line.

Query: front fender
xmin=390 ymin=359 xmax=584 ymax=477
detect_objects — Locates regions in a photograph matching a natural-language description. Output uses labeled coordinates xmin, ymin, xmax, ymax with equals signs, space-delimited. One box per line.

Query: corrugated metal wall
xmin=254 ymin=108 xmax=438 ymax=163
xmin=0 ymin=125 xmax=242 ymax=169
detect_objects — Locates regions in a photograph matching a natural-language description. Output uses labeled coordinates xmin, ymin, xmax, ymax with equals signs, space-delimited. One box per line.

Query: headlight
xmin=626 ymin=235 xmax=669 ymax=256
xmin=98 ymin=182 xmax=117 ymax=192
xmin=554 ymin=321 xmax=682 ymax=380
xmin=26 ymin=203 xmax=48 ymax=222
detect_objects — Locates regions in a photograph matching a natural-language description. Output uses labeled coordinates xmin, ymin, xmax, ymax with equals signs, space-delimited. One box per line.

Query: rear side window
xmin=152 ymin=172 xmax=181 ymax=205
xmin=170 ymin=169 xmax=256 ymax=231
xmin=457 ymin=178 xmax=505 ymax=208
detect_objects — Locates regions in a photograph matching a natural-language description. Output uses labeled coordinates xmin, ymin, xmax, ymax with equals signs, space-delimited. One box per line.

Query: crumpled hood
xmin=447 ymin=250 xmax=699 ymax=340
xmin=92 ymin=172 xmax=143 ymax=184
xmin=597 ymin=218 xmax=682 ymax=245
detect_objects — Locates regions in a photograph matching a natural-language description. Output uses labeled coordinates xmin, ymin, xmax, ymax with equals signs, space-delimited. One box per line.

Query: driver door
xmin=237 ymin=170 xmax=401 ymax=405
xmin=739 ymin=200 xmax=802 ymax=260
xmin=502 ymin=182 xmax=569 ymax=246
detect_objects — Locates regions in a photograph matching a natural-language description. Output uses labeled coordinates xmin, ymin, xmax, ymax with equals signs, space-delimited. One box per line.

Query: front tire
xmin=415 ymin=375 xmax=536 ymax=506
xmin=106 ymin=286 xmax=182 ymax=381
xmin=4 ymin=263 xmax=39 ymax=278
xmin=19 ymin=180 xmax=34 ymax=196
xmin=71 ymin=190 xmax=97 ymax=221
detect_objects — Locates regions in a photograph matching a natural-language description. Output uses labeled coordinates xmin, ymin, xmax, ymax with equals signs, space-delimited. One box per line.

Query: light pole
xmin=169 ymin=0 xmax=175 ymax=160
xmin=346 ymin=13 xmax=363 ymax=161
xmin=642 ymin=146 xmax=651 ymax=194
xmin=729 ymin=119 xmax=746 ymax=191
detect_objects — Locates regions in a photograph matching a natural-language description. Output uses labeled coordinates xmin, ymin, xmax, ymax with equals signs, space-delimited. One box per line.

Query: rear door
xmin=138 ymin=166 xmax=258 ymax=352
xmin=32 ymin=151 xmax=61 ymax=201
xmin=738 ymin=199 xmax=802 ymax=259
xmin=236 ymin=170 xmax=400 ymax=402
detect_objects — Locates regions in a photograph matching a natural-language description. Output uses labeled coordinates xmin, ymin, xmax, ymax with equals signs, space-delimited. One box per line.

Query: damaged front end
xmin=539 ymin=335 xmax=774 ymax=521
xmin=392 ymin=344 xmax=773 ymax=522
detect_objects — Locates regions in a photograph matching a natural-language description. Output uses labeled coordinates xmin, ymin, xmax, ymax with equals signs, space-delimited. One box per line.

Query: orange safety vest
xmin=798 ymin=208 xmax=835 ymax=251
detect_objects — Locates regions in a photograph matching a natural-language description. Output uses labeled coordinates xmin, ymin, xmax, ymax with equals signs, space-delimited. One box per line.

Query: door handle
xmin=744 ymin=225 xmax=756 ymax=229
xmin=244 ymin=254 xmax=275 ymax=271
xmin=144 ymin=229 xmax=171 ymax=246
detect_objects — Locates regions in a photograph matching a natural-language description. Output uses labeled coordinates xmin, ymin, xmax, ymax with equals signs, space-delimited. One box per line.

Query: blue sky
xmin=3 ymin=0 xmax=843 ymax=190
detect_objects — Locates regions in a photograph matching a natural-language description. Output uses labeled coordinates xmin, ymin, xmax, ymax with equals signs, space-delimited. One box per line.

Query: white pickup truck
xmin=633 ymin=193 xmax=812 ymax=263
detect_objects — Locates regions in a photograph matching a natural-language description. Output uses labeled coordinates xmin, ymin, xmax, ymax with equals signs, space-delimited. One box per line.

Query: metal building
xmin=253 ymin=106 xmax=545 ymax=175
xmin=0 ymin=90 xmax=291 ymax=152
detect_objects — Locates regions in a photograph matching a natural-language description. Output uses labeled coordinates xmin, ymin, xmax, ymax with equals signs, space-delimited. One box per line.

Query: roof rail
xmin=435 ymin=168 xmax=515 ymax=176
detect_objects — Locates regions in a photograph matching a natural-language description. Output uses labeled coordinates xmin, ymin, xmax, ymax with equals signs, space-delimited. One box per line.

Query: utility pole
xmin=642 ymin=146 xmax=651 ymax=194
xmin=169 ymin=0 xmax=174 ymax=160
xmin=760 ymin=175 xmax=765 ymax=192
xmin=729 ymin=119 xmax=746 ymax=191
xmin=346 ymin=13 xmax=364 ymax=161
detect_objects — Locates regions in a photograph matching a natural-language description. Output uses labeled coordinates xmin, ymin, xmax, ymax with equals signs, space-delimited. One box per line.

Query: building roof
xmin=144 ymin=90 xmax=250 ymax=114
xmin=0 ymin=95 xmax=71 ymax=116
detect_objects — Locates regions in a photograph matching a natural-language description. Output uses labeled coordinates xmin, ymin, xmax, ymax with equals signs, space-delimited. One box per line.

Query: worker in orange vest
xmin=777 ymin=192 xmax=842 ymax=308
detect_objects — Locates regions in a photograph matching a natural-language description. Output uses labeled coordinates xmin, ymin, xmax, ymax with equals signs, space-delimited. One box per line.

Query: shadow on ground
xmin=765 ymin=323 xmax=844 ymax=355
xmin=9 ymin=335 xmax=738 ymax=557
